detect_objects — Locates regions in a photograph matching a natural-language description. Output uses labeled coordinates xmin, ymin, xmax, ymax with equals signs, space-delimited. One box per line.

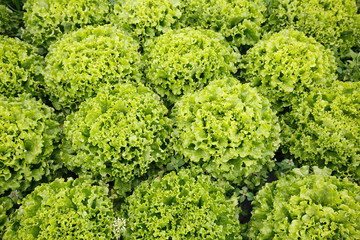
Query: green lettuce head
xmin=0 ymin=94 xmax=61 ymax=196
xmin=281 ymin=81 xmax=360 ymax=182
xmin=171 ymin=77 xmax=280 ymax=188
xmin=241 ymin=29 xmax=337 ymax=111
xmin=61 ymin=83 xmax=172 ymax=188
xmin=111 ymin=0 xmax=182 ymax=43
xmin=248 ymin=166 xmax=360 ymax=239
xmin=0 ymin=35 xmax=45 ymax=98
xmin=264 ymin=0 xmax=359 ymax=55
xmin=144 ymin=27 xmax=240 ymax=104
xmin=22 ymin=0 xmax=111 ymax=49
xmin=179 ymin=0 xmax=266 ymax=50
xmin=123 ymin=167 xmax=241 ymax=239
xmin=44 ymin=25 xmax=142 ymax=112
xmin=3 ymin=178 xmax=115 ymax=239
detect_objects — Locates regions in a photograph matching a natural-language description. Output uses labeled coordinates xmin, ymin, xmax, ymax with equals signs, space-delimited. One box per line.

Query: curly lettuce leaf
xmin=61 ymin=83 xmax=172 ymax=186
xmin=124 ymin=167 xmax=242 ymax=239
xmin=248 ymin=166 xmax=360 ymax=239
xmin=171 ymin=77 xmax=280 ymax=188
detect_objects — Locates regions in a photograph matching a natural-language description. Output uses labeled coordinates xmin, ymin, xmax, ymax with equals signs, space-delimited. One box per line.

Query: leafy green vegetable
xmin=0 ymin=94 xmax=61 ymax=196
xmin=0 ymin=5 xmax=21 ymax=37
xmin=241 ymin=29 xmax=337 ymax=111
xmin=171 ymin=77 xmax=280 ymax=188
xmin=248 ymin=166 xmax=360 ymax=239
xmin=61 ymin=83 xmax=171 ymax=188
xmin=44 ymin=25 xmax=142 ymax=112
xmin=143 ymin=27 xmax=240 ymax=104
xmin=265 ymin=0 xmax=359 ymax=55
xmin=0 ymin=1 xmax=359 ymax=238
xmin=337 ymin=48 xmax=360 ymax=82
xmin=111 ymin=0 xmax=182 ymax=43
xmin=0 ymin=35 xmax=45 ymax=98
xmin=1 ymin=0 xmax=26 ymax=12
xmin=123 ymin=167 xmax=241 ymax=239
xmin=3 ymin=178 xmax=115 ymax=239
xmin=22 ymin=0 xmax=111 ymax=49
xmin=179 ymin=0 xmax=266 ymax=50
xmin=281 ymin=81 xmax=360 ymax=182
xmin=0 ymin=197 xmax=14 ymax=239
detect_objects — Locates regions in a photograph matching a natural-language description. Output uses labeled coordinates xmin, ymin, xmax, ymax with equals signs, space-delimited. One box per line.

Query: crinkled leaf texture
xmin=0 ymin=5 xmax=21 ymax=36
xmin=111 ymin=0 xmax=182 ymax=43
xmin=281 ymin=81 xmax=360 ymax=182
xmin=0 ymin=35 xmax=46 ymax=98
xmin=3 ymin=178 xmax=115 ymax=240
xmin=248 ymin=166 xmax=360 ymax=239
xmin=264 ymin=0 xmax=359 ymax=55
xmin=22 ymin=0 xmax=111 ymax=48
xmin=144 ymin=27 xmax=240 ymax=104
xmin=61 ymin=82 xmax=172 ymax=185
xmin=338 ymin=48 xmax=360 ymax=82
xmin=124 ymin=167 xmax=242 ymax=239
xmin=179 ymin=0 xmax=266 ymax=49
xmin=0 ymin=94 xmax=61 ymax=196
xmin=44 ymin=24 xmax=142 ymax=111
xmin=0 ymin=197 xmax=14 ymax=239
xmin=241 ymin=29 xmax=337 ymax=111
xmin=171 ymin=77 xmax=280 ymax=187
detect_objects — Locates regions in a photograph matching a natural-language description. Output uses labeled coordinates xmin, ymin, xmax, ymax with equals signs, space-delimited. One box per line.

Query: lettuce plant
xmin=179 ymin=0 xmax=266 ymax=50
xmin=123 ymin=167 xmax=241 ymax=239
xmin=171 ymin=77 xmax=280 ymax=188
xmin=248 ymin=166 xmax=360 ymax=239
xmin=111 ymin=0 xmax=182 ymax=43
xmin=22 ymin=0 xmax=111 ymax=49
xmin=3 ymin=178 xmax=115 ymax=239
xmin=44 ymin=25 xmax=142 ymax=111
xmin=281 ymin=81 xmax=360 ymax=182
xmin=144 ymin=27 xmax=240 ymax=104
xmin=61 ymin=83 xmax=171 ymax=188
xmin=0 ymin=94 xmax=61 ymax=196
xmin=0 ymin=35 xmax=45 ymax=98
xmin=241 ymin=29 xmax=337 ymax=111
xmin=265 ymin=0 xmax=359 ymax=55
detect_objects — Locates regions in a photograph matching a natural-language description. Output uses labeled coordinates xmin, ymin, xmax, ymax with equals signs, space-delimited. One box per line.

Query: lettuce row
xmin=0 ymin=35 xmax=46 ymax=98
xmin=248 ymin=166 xmax=360 ymax=239
xmin=171 ymin=77 xmax=280 ymax=187
xmin=179 ymin=0 xmax=266 ymax=50
xmin=281 ymin=81 xmax=360 ymax=182
xmin=241 ymin=29 xmax=337 ymax=111
xmin=144 ymin=27 xmax=240 ymax=104
xmin=61 ymin=83 xmax=172 ymax=186
xmin=0 ymin=94 xmax=61 ymax=196
xmin=124 ymin=167 xmax=241 ymax=239
xmin=264 ymin=0 xmax=359 ymax=55
xmin=3 ymin=178 xmax=115 ymax=239
xmin=22 ymin=0 xmax=112 ymax=49
xmin=111 ymin=0 xmax=182 ymax=43
xmin=44 ymin=25 xmax=142 ymax=111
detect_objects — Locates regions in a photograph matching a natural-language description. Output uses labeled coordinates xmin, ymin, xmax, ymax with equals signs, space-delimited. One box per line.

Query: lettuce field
xmin=0 ymin=0 xmax=359 ymax=239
